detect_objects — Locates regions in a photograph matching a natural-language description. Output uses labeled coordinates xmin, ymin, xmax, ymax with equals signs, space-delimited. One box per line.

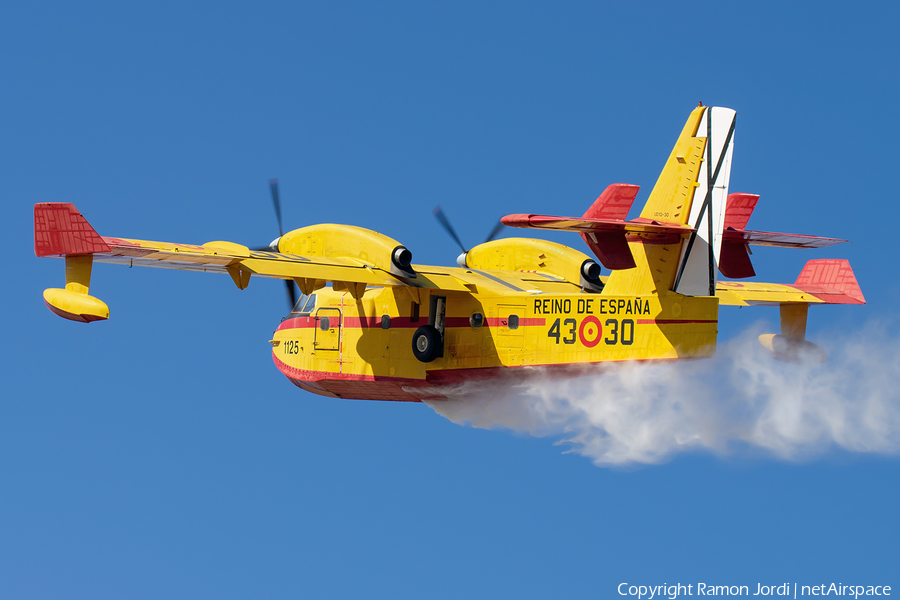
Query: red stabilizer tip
xmin=723 ymin=193 xmax=759 ymax=230
xmin=582 ymin=183 xmax=640 ymax=221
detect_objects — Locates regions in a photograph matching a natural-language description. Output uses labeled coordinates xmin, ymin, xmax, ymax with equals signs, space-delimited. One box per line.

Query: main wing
xmin=35 ymin=203 xmax=415 ymax=288
xmin=35 ymin=203 xmax=485 ymax=322
xmin=716 ymin=259 xmax=865 ymax=306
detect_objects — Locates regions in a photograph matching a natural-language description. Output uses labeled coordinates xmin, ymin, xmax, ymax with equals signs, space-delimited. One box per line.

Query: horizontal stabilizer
xmin=500 ymin=213 xmax=693 ymax=236
xmin=722 ymin=229 xmax=847 ymax=248
xmin=718 ymin=193 xmax=848 ymax=279
xmin=722 ymin=193 xmax=846 ymax=247
xmin=35 ymin=203 xmax=111 ymax=257
xmin=501 ymin=198 xmax=694 ymax=270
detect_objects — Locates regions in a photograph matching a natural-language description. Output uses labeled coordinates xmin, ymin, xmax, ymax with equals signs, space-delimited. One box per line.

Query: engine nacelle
xmin=463 ymin=238 xmax=603 ymax=292
xmin=278 ymin=224 xmax=415 ymax=278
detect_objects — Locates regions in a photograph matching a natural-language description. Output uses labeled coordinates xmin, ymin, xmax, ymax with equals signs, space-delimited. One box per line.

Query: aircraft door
xmin=497 ymin=304 xmax=525 ymax=349
xmin=314 ymin=308 xmax=341 ymax=351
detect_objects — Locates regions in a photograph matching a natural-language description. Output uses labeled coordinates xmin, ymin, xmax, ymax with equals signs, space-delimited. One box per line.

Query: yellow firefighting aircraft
xmin=34 ymin=105 xmax=864 ymax=401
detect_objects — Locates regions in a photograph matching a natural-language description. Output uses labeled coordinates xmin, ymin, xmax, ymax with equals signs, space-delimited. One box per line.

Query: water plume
xmin=424 ymin=324 xmax=900 ymax=467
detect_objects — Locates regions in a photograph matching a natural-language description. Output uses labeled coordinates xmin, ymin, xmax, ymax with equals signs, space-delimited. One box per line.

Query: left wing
xmin=35 ymin=203 xmax=412 ymax=288
xmin=34 ymin=203 xmax=473 ymax=322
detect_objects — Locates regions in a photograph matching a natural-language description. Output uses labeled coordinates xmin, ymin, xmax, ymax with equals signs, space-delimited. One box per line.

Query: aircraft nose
xmin=267 ymin=236 xmax=281 ymax=252
xmin=456 ymin=252 xmax=468 ymax=268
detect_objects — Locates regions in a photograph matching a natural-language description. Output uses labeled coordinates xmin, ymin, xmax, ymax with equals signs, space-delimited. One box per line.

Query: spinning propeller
xmin=433 ymin=206 xmax=505 ymax=267
xmin=253 ymin=178 xmax=298 ymax=311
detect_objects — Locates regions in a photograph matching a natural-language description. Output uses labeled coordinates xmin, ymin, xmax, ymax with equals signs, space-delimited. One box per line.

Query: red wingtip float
xmin=33 ymin=105 xmax=865 ymax=399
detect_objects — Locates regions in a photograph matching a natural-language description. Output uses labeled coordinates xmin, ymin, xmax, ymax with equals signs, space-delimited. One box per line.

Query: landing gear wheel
xmin=412 ymin=325 xmax=442 ymax=363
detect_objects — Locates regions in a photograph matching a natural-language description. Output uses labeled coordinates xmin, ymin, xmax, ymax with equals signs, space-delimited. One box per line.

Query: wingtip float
xmin=34 ymin=105 xmax=864 ymax=399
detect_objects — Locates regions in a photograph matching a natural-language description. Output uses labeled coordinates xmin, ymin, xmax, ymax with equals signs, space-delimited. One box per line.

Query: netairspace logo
xmin=616 ymin=582 xmax=891 ymax=598
xmin=425 ymin=324 xmax=900 ymax=466
xmin=616 ymin=583 xmax=891 ymax=600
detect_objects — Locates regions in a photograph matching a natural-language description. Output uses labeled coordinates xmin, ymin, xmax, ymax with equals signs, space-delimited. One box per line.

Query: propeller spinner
xmin=433 ymin=205 xmax=505 ymax=267
xmin=253 ymin=178 xmax=298 ymax=310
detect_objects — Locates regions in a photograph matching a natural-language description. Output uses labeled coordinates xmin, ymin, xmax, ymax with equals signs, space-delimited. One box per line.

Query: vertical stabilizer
xmin=638 ymin=107 xmax=707 ymax=226
xmin=672 ymin=107 xmax=736 ymax=296
xmin=605 ymin=106 xmax=735 ymax=297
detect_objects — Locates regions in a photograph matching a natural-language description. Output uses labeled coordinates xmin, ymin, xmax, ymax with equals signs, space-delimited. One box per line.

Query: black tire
xmin=412 ymin=325 xmax=442 ymax=363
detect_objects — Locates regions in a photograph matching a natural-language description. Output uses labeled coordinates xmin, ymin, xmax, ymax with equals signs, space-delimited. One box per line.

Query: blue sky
xmin=2 ymin=2 xmax=898 ymax=598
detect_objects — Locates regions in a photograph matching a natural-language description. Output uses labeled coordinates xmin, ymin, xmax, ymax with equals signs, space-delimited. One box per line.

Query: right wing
xmin=717 ymin=259 xmax=865 ymax=306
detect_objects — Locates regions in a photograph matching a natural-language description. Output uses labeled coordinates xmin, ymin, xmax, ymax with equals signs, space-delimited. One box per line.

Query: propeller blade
xmin=484 ymin=220 xmax=505 ymax=244
xmin=270 ymin=178 xmax=284 ymax=237
xmin=433 ymin=205 xmax=467 ymax=254
xmin=286 ymin=279 xmax=297 ymax=312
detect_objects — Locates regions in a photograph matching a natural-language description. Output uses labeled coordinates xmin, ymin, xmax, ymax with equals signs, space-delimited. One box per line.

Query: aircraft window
xmin=381 ymin=315 xmax=391 ymax=329
xmin=508 ymin=315 xmax=519 ymax=330
xmin=291 ymin=293 xmax=309 ymax=314
xmin=303 ymin=294 xmax=317 ymax=313
xmin=470 ymin=313 xmax=484 ymax=328
xmin=319 ymin=316 xmax=330 ymax=331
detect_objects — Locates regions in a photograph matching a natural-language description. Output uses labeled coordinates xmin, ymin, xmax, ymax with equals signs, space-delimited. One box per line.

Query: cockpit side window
xmin=291 ymin=293 xmax=309 ymax=314
xmin=302 ymin=294 xmax=317 ymax=313
xmin=288 ymin=293 xmax=318 ymax=317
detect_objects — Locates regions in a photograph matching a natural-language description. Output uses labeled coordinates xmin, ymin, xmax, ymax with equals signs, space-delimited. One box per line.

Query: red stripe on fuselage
xmin=277 ymin=315 xmax=714 ymax=331
xmin=635 ymin=319 xmax=718 ymax=325
xmin=276 ymin=315 xmax=547 ymax=331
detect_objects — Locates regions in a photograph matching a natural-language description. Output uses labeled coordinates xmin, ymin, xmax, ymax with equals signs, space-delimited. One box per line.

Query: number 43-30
xmin=547 ymin=317 xmax=634 ymax=346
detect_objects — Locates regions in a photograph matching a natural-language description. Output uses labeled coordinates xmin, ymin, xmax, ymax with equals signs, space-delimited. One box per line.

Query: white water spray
xmin=425 ymin=324 xmax=900 ymax=466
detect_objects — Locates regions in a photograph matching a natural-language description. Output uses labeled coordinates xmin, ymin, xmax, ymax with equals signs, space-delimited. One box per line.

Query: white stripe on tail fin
xmin=673 ymin=107 xmax=736 ymax=296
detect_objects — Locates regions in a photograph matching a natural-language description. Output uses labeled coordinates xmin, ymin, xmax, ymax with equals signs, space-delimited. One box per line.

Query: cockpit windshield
xmin=289 ymin=293 xmax=317 ymax=316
